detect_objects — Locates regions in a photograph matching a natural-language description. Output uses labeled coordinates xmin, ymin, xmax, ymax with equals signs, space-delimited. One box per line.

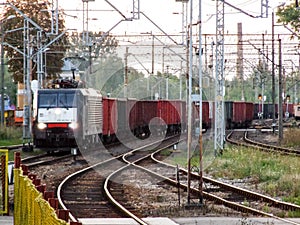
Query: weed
xmin=168 ymin=139 xmax=300 ymax=208
xmin=287 ymin=210 xmax=300 ymax=217
xmin=262 ymin=204 xmax=270 ymax=213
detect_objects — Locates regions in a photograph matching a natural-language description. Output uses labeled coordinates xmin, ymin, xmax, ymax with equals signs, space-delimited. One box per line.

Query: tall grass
xmin=167 ymin=134 xmax=300 ymax=208
xmin=204 ymin=146 xmax=300 ymax=205
xmin=0 ymin=126 xmax=23 ymax=145
xmin=283 ymin=128 xmax=300 ymax=147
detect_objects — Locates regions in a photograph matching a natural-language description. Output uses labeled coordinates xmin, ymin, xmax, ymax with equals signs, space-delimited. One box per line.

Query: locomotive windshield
xmin=38 ymin=92 xmax=77 ymax=108
xmin=58 ymin=93 xmax=76 ymax=108
xmin=39 ymin=94 xmax=57 ymax=108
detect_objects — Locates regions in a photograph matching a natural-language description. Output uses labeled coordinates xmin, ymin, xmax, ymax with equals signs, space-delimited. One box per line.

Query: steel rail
xmin=244 ymin=130 xmax=300 ymax=155
xmin=145 ymin=151 xmax=299 ymax=225
xmin=103 ymin=138 xmax=180 ymax=225
xmin=57 ymin=136 xmax=175 ymax=224
xmin=151 ymin=152 xmax=300 ymax=212
xmin=226 ymin=130 xmax=300 ymax=156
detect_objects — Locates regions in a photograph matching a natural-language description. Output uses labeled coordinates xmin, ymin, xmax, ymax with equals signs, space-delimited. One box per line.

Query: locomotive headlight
xmin=54 ymin=108 xmax=61 ymax=115
xmin=37 ymin=122 xmax=47 ymax=130
xmin=68 ymin=122 xmax=78 ymax=129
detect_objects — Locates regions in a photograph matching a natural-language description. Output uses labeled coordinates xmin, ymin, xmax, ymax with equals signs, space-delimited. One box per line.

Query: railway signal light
xmin=258 ymin=94 xmax=262 ymax=101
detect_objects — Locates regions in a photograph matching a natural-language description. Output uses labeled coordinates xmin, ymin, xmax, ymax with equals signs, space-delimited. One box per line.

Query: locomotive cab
xmin=32 ymin=89 xmax=78 ymax=150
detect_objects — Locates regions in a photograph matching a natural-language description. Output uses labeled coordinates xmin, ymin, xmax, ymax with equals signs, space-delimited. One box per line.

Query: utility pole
xmin=237 ymin=22 xmax=244 ymax=101
xmin=214 ymin=0 xmax=225 ymax=154
xmin=198 ymin=0 xmax=203 ymax=206
xmin=23 ymin=19 xmax=32 ymax=150
xmin=187 ymin=0 xmax=193 ymax=205
xmin=82 ymin=0 xmax=93 ymax=44
xmin=214 ymin=0 xmax=268 ymax=153
xmin=278 ymin=38 xmax=283 ymax=141
xmin=271 ymin=12 xmax=276 ymax=133
xmin=132 ymin=0 xmax=140 ymax=19
xmin=124 ymin=47 xmax=129 ymax=98
xmin=261 ymin=33 xmax=266 ymax=118
xmin=151 ymin=34 xmax=154 ymax=75
xmin=36 ymin=31 xmax=44 ymax=89
xmin=261 ymin=0 xmax=269 ymax=18
xmin=49 ymin=0 xmax=59 ymax=35
xmin=1 ymin=19 xmax=5 ymax=126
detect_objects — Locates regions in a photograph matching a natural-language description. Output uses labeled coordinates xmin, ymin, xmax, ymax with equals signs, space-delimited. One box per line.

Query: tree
xmin=63 ymin=31 xmax=121 ymax=95
xmin=3 ymin=58 xmax=16 ymax=105
xmin=224 ymin=59 xmax=275 ymax=103
xmin=89 ymin=53 xmax=125 ymax=97
xmin=2 ymin=0 xmax=68 ymax=83
xmin=66 ymin=31 xmax=118 ymax=58
xmin=65 ymin=31 xmax=118 ymax=74
xmin=277 ymin=2 xmax=300 ymax=37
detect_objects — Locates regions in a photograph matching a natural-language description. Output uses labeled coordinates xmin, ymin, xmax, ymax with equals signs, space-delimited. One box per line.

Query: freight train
xmin=32 ymin=87 xmax=187 ymax=151
xmin=254 ymin=102 xmax=295 ymax=119
xmin=30 ymin=83 xmax=299 ymax=152
xmin=194 ymin=101 xmax=255 ymax=129
xmin=31 ymin=86 xmax=258 ymax=152
xmin=174 ymin=101 xmax=297 ymax=131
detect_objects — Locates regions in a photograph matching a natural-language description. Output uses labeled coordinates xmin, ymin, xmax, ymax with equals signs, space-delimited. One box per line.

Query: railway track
xmin=56 ymin=130 xmax=300 ymax=224
xmin=21 ymin=152 xmax=74 ymax=168
xmin=57 ymin=135 xmax=180 ymax=225
xmin=58 ymin=158 xmax=132 ymax=219
xmin=226 ymin=130 xmax=300 ymax=156
xmin=135 ymin=149 xmax=300 ymax=224
xmin=0 ymin=144 xmax=23 ymax=150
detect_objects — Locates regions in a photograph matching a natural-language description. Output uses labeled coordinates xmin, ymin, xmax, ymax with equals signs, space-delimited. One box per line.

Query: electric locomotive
xmin=32 ymin=87 xmax=102 ymax=151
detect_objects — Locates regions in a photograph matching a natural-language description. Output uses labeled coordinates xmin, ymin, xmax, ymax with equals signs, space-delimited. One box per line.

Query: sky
xmin=58 ymin=0 xmax=292 ymax=36
xmin=2 ymin=0 xmax=296 ymax=80
xmin=56 ymin=0 xmax=298 ymax=79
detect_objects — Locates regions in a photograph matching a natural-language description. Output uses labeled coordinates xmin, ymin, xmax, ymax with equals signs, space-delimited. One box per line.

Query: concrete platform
xmin=79 ymin=217 xmax=179 ymax=225
xmin=79 ymin=217 xmax=300 ymax=225
xmin=173 ymin=217 xmax=300 ymax=225
xmin=3 ymin=216 xmax=300 ymax=225
xmin=0 ymin=216 xmax=13 ymax=225
xmin=0 ymin=216 xmax=179 ymax=225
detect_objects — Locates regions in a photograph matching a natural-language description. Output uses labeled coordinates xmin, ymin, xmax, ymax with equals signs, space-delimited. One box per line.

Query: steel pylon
xmin=214 ymin=0 xmax=225 ymax=154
